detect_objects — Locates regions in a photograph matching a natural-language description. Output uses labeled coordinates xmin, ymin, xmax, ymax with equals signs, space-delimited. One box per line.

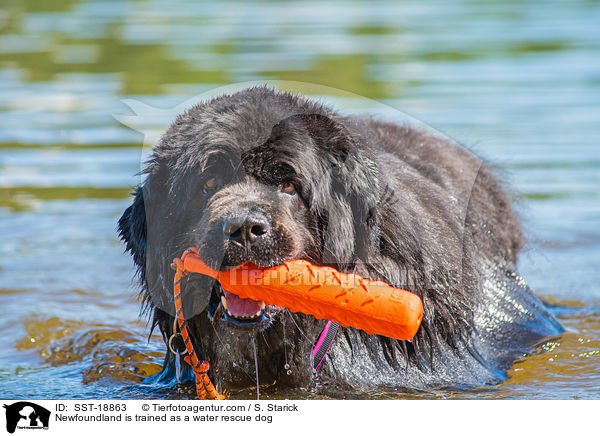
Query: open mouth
xmin=221 ymin=290 xmax=265 ymax=321
xmin=208 ymin=283 xmax=270 ymax=328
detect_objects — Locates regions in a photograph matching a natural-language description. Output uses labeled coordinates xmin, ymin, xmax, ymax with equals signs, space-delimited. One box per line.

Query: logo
xmin=3 ymin=402 xmax=50 ymax=434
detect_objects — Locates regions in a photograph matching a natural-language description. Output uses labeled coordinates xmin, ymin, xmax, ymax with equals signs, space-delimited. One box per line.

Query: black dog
xmin=118 ymin=87 xmax=562 ymax=395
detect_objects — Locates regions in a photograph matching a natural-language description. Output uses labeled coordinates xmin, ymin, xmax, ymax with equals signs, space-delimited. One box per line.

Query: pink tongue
xmin=223 ymin=290 xmax=264 ymax=317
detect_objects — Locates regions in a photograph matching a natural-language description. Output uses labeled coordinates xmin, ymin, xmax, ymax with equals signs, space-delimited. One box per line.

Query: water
xmin=1 ymin=0 xmax=599 ymax=400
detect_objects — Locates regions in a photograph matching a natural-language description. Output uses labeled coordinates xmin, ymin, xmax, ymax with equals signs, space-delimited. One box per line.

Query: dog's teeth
xmin=220 ymin=298 xmax=263 ymax=320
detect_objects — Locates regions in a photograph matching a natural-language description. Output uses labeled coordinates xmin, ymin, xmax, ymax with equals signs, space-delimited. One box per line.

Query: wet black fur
xmin=118 ymin=87 xmax=562 ymax=394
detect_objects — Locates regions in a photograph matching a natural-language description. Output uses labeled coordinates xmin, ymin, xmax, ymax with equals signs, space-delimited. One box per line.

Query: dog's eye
xmin=203 ymin=177 xmax=219 ymax=192
xmin=281 ymin=182 xmax=297 ymax=195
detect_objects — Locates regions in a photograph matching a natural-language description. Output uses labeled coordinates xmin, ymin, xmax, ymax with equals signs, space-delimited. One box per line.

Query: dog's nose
xmin=222 ymin=214 xmax=270 ymax=246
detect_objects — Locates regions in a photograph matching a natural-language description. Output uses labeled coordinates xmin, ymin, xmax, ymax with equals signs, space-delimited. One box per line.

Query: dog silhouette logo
xmin=3 ymin=402 xmax=50 ymax=433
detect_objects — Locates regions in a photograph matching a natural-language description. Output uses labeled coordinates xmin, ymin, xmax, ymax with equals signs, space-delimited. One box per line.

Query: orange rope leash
xmin=172 ymin=249 xmax=225 ymax=400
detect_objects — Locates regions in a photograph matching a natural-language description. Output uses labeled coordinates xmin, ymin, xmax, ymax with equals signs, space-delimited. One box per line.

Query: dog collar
xmin=312 ymin=320 xmax=339 ymax=373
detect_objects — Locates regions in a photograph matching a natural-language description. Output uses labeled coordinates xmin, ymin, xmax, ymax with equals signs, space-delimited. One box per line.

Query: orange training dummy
xmin=176 ymin=248 xmax=423 ymax=341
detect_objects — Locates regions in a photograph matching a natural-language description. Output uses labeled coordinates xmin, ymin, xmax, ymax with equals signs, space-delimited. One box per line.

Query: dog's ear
xmin=293 ymin=113 xmax=354 ymax=161
xmin=118 ymin=185 xmax=147 ymax=272
xmin=298 ymin=113 xmax=380 ymax=263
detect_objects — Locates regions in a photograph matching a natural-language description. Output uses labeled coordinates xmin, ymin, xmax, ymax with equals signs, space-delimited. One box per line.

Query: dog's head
xmin=118 ymin=87 xmax=380 ymax=388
